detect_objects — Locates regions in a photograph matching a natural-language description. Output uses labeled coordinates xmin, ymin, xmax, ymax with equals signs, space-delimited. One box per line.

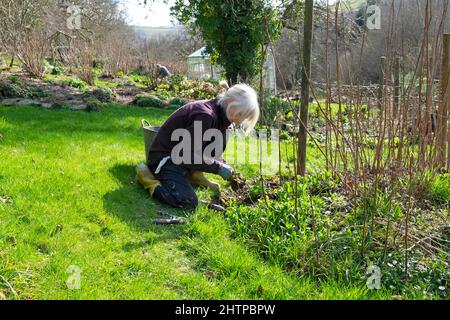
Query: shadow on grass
xmin=102 ymin=163 xmax=190 ymax=240
xmin=0 ymin=105 xmax=172 ymax=144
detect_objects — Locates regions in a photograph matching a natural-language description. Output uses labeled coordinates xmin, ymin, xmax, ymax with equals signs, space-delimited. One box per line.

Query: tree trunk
xmin=438 ymin=34 xmax=450 ymax=168
xmin=297 ymin=0 xmax=314 ymax=176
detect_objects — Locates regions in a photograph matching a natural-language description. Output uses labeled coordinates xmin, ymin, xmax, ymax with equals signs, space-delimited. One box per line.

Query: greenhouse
xmin=187 ymin=46 xmax=277 ymax=94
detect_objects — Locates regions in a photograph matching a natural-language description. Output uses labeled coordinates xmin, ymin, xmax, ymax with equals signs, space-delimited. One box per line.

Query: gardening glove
xmin=187 ymin=171 xmax=220 ymax=190
xmin=218 ymin=163 xmax=234 ymax=180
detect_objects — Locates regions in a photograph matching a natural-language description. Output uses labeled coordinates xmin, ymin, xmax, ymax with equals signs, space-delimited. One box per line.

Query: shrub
xmin=153 ymin=78 xmax=217 ymax=100
xmin=44 ymin=59 xmax=64 ymax=75
xmin=182 ymin=80 xmax=217 ymax=100
xmin=129 ymin=74 xmax=147 ymax=84
xmin=6 ymin=75 xmax=19 ymax=83
xmin=51 ymin=65 xmax=63 ymax=75
xmin=167 ymin=73 xmax=186 ymax=88
xmin=431 ymin=174 xmax=450 ymax=205
xmin=90 ymin=87 xmax=114 ymax=103
xmin=0 ymin=80 xmax=27 ymax=98
xmin=51 ymin=101 xmax=67 ymax=110
xmin=27 ymin=85 xmax=49 ymax=98
xmin=134 ymin=94 xmax=165 ymax=108
xmin=85 ymin=97 xmax=103 ymax=112
xmin=279 ymin=131 xmax=290 ymax=140
xmin=0 ymin=77 xmax=49 ymax=99
xmin=45 ymin=75 xmax=88 ymax=90
xmin=154 ymin=87 xmax=175 ymax=100
xmin=66 ymin=77 xmax=88 ymax=89
xmin=264 ymin=96 xmax=291 ymax=125
xmin=168 ymin=97 xmax=188 ymax=108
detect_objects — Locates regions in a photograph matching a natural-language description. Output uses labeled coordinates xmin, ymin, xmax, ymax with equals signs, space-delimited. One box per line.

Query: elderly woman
xmin=136 ymin=81 xmax=260 ymax=209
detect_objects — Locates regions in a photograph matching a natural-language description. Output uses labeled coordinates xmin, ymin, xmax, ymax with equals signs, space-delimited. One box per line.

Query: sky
xmin=120 ymin=0 xmax=345 ymax=28
xmin=121 ymin=0 xmax=176 ymax=27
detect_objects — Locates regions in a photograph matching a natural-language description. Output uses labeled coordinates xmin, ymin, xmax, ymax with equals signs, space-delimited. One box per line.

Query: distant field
xmin=132 ymin=25 xmax=187 ymax=41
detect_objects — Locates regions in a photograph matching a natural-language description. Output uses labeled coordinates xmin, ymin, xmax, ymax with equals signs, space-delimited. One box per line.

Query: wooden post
xmin=394 ymin=56 xmax=400 ymax=118
xmin=377 ymin=56 xmax=386 ymax=109
xmin=297 ymin=0 xmax=314 ymax=176
xmin=259 ymin=43 xmax=266 ymax=126
xmin=438 ymin=34 xmax=450 ymax=169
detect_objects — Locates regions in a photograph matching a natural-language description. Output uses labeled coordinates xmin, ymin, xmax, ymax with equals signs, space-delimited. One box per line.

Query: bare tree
xmin=0 ymin=0 xmax=51 ymax=77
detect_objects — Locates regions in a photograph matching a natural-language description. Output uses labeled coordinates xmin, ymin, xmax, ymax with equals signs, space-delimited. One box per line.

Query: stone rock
xmin=68 ymin=100 xmax=88 ymax=110
xmin=1 ymin=98 xmax=41 ymax=106
xmin=40 ymin=103 xmax=53 ymax=109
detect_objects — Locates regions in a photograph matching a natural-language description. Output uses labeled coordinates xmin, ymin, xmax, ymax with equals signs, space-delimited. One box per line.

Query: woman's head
xmin=218 ymin=81 xmax=260 ymax=134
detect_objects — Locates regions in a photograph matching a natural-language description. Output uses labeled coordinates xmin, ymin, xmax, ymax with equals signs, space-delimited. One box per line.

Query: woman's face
xmin=227 ymin=105 xmax=245 ymax=125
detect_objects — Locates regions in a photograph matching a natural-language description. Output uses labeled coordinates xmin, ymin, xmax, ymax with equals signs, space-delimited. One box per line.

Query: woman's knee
xmin=177 ymin=192 xmax=198 ymax=209
xmin=153 ymin=182 xmax=198 ymax=209
xmin=167 ymin=190 xmax=198 ymax=209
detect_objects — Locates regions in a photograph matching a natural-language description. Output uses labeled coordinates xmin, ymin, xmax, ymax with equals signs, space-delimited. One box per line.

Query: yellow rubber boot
xmin=136 ymin=163 xmax=161 ymax=196
xmin=187 ymin=171 xmax=220 ymax=190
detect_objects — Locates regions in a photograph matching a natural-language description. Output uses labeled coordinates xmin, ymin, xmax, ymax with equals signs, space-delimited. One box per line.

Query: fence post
xmin=439 ymin=34 xmax=450 ymax=169
xmin=394 ymin=56 xmax=401 ymax=118
xmin=297 ymin=0 xmax=314 ymax=176
xmin=377 ymin=56 xmax=386 ymax=109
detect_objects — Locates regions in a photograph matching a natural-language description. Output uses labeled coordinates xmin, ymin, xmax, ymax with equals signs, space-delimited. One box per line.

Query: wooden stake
xmin=377 ymin=56 xmax=386 ymax=109
xmin=438 ymin=34 xmax=450 ymax=168
xmin=297 ymin=0 xmax=314 ymax=176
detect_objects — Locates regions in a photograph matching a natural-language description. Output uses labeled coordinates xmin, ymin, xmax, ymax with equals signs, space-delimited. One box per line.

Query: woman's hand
xmin=218 ymin=163 xmax=234 ymax=180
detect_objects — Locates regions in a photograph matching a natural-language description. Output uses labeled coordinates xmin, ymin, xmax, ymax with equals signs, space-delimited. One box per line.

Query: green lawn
xmin=0 ymin=104 xmax=389 ymax=299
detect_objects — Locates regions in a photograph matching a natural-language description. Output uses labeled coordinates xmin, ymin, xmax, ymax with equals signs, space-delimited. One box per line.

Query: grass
xmin=0 ymin=103 xmax=404 ymax=299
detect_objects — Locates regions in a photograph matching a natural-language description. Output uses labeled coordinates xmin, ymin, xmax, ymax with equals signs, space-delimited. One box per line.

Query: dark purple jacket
xmin=148 ymin=99 xmax=231 ymax=174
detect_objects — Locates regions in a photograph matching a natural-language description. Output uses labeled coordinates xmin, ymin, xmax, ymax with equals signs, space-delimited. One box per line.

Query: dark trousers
xmin=148 ymin=160 xmax=198 ymax=210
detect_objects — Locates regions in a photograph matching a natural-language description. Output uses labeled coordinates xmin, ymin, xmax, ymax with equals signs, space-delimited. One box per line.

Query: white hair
xmin=218 ymin=81 xmax=260 ymax=134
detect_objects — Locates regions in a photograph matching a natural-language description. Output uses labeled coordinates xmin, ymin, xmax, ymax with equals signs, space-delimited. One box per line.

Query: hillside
xmin=132 ymin=25 xmax=186 ymax=42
